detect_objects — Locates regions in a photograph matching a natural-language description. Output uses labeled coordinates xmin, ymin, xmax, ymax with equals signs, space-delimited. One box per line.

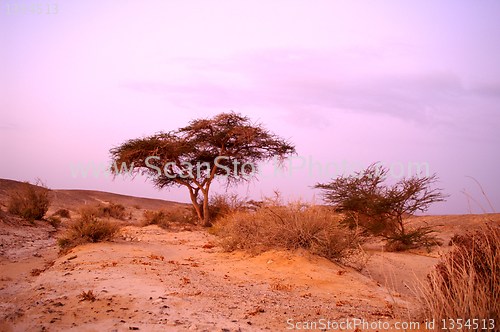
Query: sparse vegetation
xmin=7 ymin=181 xmax=51 ymax=221
xmin=78 ymin=205 xmax=100 ymax=220
xmin=420 ymin=223 xmax=499 ymax=326
xmin=97 ymin=202 xmax=126 ymax=219
xmin=209 ymin=193 xmax=248 ymax=222
xmin=213 ymin=198 xmax=360 ymax=263
xmin=270 ymin=281 xmax=293 ymax=291
xmin=2 ymin=176 xmax=498 ymax=330
xmin=78 ymin=290 xmax=96 ymax=302
xmin=77 ymin=203 xmax=126 ymax=220
xmin=58 ymin=211 xmax=119 ymax=250
xmin=315 ymin=163 xmax=446 ymax=251
xmin=142 ymin=206 xmax=197 ymax=229
xmin=46 ymin=215 xmax=62 ymax=228
xmin=53 ymin=208 xmax=71 ymax=219
xmin=142 ymin=210 xmax=170 ymax=228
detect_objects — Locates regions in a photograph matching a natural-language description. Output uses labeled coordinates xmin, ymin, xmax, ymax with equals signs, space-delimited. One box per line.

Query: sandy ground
xmin=1 ymin=221 xmax=416 ymax=332
xmin=1 ymin=180 xmax=498 ymax=331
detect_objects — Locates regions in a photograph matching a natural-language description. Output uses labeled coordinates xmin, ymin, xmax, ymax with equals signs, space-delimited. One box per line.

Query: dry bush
xmin=209 ymin=193 xmax=248 ymax=222
xmin=53 ymin=208 xmax=71 ymax=219
xmin=419 ymin=223 xmax=499 ymax=327
xmin=385 ymin=226 xmax=442 ymax=252
xmin=97 ymin=202 xmax=126 ymax=219
xmin=77 ymin=203 xmax=126 ymax=220
xmin=78 ymin=205 xmax=101 ymax=220
xmin=7 ymin=181 xmax=51 ymax=221
xmin=142 ymin=210 xmax=170 ymax=228
xmin=58 ymin=212 xmax=119 ymax=250
xmin=315 ymin=164 xmax=446 ymax=251
xmin=142 ymin=206 xmax=197 ymax=229
xmin=166 ymin=206 xmax=198 ymax=224
xmin=213 ymin=201 xmax=360 ymax=263
xmin=46 ymin=215 xmax=62 ymax=228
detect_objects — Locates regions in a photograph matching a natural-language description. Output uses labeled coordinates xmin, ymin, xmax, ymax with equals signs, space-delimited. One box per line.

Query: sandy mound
xmin=2 ymin=225 xmax=411 ymax=331
xmin=1 ymin=179 xmax=497 ymax=331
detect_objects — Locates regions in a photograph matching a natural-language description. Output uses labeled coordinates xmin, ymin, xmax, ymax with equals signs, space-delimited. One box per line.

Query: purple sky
xmin=1 ymin=0 xmax=499 ymax=214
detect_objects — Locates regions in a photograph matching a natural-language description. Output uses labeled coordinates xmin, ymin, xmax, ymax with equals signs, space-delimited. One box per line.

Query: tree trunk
xmin=200 ymin=178 xmax=214 ymax=227
xmin=202 ymin=192 xmax=211 ymax=227
xmin=188 ymin=188 xmax=203 ymax=223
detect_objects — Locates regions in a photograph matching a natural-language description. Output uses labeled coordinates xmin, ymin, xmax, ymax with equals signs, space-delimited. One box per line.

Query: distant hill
xmin=0 ymin=178 xmax=185 ymax=212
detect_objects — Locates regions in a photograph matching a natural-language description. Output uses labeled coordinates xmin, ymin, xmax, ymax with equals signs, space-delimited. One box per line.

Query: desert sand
xmin=1 ymin=179 xmax=498 ymax=331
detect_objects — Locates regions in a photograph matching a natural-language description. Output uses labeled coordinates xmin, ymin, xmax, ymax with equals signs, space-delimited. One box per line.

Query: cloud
xmin=470 ymin=82 xmax=500 ymax=99
xmin=123 ymin=49 xmax=500 ymax=132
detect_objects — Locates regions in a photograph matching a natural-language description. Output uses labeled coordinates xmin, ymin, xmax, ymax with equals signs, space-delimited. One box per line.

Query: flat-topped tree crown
xmin=110 ymin=112 xmax=296 ymax=226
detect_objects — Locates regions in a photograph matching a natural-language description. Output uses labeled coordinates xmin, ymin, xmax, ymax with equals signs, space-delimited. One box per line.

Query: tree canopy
xmin=110 ymin=112 xmax=296 ymax=226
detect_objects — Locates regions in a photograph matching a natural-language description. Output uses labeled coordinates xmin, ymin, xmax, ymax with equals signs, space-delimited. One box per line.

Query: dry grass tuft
xmin=77 ymin=202 xmax=126 ymax=221
xmin=209 ymin=193 xmax=248 ymax=222
xmin=142 ymin=210 xmax=170 ymax=228
xmin=7 ymin=181 xmax=51 ymax=221
xmin=96 ymin=202 xmax=126 ymax=219
xmin=270 ymin=281 xmax=293 ymax=291
xmin=78 ymin=290 xmax=96 ymax=302
xmin=419 ymin=223 xmax=499 ymax=327
xmin=53 ymin=208 xmax=71 ymax=219
xmin=142 ymin=206 xmax=197 ymax=229
xmin=213 ymin=199 xmax=360 ymax=264
xmin=46 ymin=215 xmax=62 ymax=228
xmin=58 ymin=212 xmax=119 ymax=250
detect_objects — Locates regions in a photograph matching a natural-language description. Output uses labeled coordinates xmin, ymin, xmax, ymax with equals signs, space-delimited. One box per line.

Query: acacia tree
xmin=314 ymin=164 xmax=447 ymax=250
xmin=110 ymin=112 xmax=295 ymax=226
